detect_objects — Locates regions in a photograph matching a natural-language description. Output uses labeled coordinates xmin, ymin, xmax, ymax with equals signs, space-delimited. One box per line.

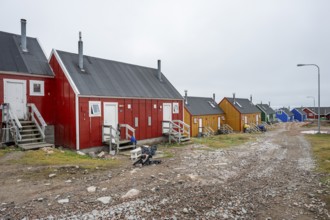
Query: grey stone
xmin=97 ymin=196 xmax=112 ymax=204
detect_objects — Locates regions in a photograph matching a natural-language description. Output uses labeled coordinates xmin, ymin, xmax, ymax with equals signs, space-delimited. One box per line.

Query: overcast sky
xmin=1 ymin=0 xmax=329 ymax=108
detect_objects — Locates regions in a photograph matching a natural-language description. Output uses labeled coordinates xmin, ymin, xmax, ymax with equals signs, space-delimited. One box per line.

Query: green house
xmin=256 ymin=103 xmax=276 ymax=123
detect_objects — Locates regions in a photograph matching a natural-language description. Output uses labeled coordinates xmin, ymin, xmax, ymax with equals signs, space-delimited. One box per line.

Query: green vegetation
xmin=192 ymin=133 xmax=256 ymax=149
xmin=0 ymin=146 xmax=20 ymax=157
xmin=306 ymin=134 xmax=330 ymax=175
xmin=1 ymin=147 xmax=121 ymax=169
xmin=306 ymin=133 xmax=330 ymax=209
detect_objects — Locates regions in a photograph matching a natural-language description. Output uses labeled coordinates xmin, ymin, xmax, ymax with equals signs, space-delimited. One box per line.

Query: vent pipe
xmin=213 ymin=93 xmax=215 ymax=101
xmin=78 ymin=31 xmax=84 ymax=70
xmin=20 ymin=19 xmax=27 ymax=52
xmin=157 ymin=59 xmax=162 ymax=81
xmin=268 ymin=101 xmax=271 ymax=107
xmin=233 ymin=93 xmax=236 ymax=104
xmin=184 ymin=90 xmax=188 ymax=105
xmin=250 ymin=94 xmax=253 ymax=103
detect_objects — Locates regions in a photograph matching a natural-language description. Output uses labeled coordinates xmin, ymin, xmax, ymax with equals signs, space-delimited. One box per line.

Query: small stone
xmin=57 ymin=198 xmax=69 ymax=204
xmin=101 ymin=188 xmax=107 ymax=191
xmin=37 ymin=198 xmax=43 ymax=202
xmin=77 ymin=151 xmax=86 ymax=156
xmin=183 ymin=208 xmax=189 ymax=213
xmin=122 ymin=189 xmax=140 ymax=199
xmin=97 ymin=151 xmax=105 ymax=158
xmin=65 ymin=180 xmax=72 ymax=183
xmin=17 ymin=179 xmax=22 ymax=182
xmin=97 ymin=196 xmax=112 ymax=204
xmin=49 ymin=174 xmax=56 ymax=178
xmin=87 ymin=186 xmax=96 ymax=193
xmin=242 ymin=207 xmax=247 ymax=214
xmin=44 ymin=183 xmax=51 ymax=186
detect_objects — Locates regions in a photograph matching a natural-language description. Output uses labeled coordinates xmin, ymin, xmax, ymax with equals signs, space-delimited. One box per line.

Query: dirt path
xmin=0 ymin=123 xmax=329 ymax=219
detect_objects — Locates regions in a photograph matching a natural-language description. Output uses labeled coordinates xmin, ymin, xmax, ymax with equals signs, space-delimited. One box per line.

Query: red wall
xmin=303 ymin=108 xmax=318 ymax=119
xmin=78 ymin=97 xmax=183 ymax=149
xmin=0 ymin=73 xmax=55 ymax=124
xmin=49 ymin=54 xmax=76 ymax=149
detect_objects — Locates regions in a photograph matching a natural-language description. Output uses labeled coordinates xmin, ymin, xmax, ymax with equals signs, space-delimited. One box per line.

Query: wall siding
xmin=0 ymin=73 xmax=55 ymax=124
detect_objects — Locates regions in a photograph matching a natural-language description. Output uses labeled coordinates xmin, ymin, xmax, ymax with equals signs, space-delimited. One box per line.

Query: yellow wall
xmin=219 ymin=99 xmax=261 ymax=132
xmin=219 ymin=99 xmax=241 ymax=131
xmin=184 ymin=107 xmax=224 ymax=137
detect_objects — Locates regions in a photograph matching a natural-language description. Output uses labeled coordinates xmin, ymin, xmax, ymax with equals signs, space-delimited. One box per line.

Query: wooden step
xmin=20 ymin=133 xmax=41 ymax=138
xmin=19 ymin=121 xmax=33 ymax=124
xmin=18 ymin=137 xmax=42 ymax=143
xmin=20 ymin=129 xmax=39 ymax=133
xmin=19 ymin=142 xmax=54 ymax=150
xmin=21 ymin=125 xmax=37 ymax=129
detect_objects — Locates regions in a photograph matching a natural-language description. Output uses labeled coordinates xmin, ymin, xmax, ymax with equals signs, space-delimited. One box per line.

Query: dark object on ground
xmin=258 ymin=125 xmax=267 ymax=132
xmin=133 ymin=145 xmax=161 ymax=166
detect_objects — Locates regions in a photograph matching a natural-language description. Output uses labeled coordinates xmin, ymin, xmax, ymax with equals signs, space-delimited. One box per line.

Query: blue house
xmin=276 ymin=108 xmax=294 ymax=122
xmin=291 ymin=108 xmax=307 ymax=122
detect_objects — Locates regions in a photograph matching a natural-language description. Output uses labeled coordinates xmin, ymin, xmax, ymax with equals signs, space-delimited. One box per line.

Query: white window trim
xmin=30 ymin=80 xmax=44 ymax=96
xmin=89 ymin=101 xmax=101 ymax=117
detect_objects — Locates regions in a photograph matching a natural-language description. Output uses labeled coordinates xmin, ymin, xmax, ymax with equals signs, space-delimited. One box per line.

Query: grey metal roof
xmin=56 ymin=50 xmax=183 ymax=99
xmin=0 ymin=31 xmax=53 ymax=76
xmin=185 ymin=96 xmax=224 ymax=116
xmin=293 ymin=107 xmax=307 ymax=115
xmin=279 ymin=108 xmax=294 ymax=116
xmin=256 ymin=104 xmax=275 ymax=115
xmin=225 ymin=97 xmax=261 ymax=114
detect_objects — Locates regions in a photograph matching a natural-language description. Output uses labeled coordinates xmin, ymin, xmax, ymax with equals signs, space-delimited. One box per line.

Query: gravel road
xmin=0 ymin=122 xmax=329 ymax=219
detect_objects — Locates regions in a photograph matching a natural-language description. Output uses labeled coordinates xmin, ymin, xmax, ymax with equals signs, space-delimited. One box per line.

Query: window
xmin=89 ymin=101 xmax=101 ymax=117
xmin=173 ymin=103 xmax=179 ymax=113
xmin=30 ymin=80 xmax=44 ymax=96
xmin=208 ymin=101 xmax=215 ymax=108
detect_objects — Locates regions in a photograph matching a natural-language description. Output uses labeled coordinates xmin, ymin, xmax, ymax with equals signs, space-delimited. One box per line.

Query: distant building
xmin=291 ymin=108 xmax=307 ymax=122
xmin=256 ymin=103 xmax=276 ymax=123
xmin=275 ymin=108 xmax=294 ymax=122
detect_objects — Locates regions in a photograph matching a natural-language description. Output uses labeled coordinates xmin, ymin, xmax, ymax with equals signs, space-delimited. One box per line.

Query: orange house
xmin=184 ymin=93 xmax=225 ymax=137
xmin=219 ymin=95 xmax=261 ymax=132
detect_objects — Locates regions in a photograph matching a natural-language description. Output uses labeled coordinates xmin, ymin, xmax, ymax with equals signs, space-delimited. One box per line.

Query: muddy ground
xmin=0 ymin=123 xmax=329 ymax=219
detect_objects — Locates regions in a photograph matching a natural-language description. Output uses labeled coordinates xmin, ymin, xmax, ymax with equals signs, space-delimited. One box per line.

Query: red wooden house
xmin=0 ymin=19 xmax=54 ymax=149
xmin=49 ymin=32 xmax=184 ymax=150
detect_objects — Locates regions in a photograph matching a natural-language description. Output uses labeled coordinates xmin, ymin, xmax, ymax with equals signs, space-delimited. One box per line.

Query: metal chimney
xmin=268 ymin=101 xmax=271 ymax=107
xmin=213 ymin=93 xmax=215 ymax=101
xmin=21 ymin=19 xmax=27 ymax=52
xmin=250 ymin=94 xmax=253 ymax=103
xmin=157 ymin=59 xmax=162 ymax=81
xmin=78 ymin=31 xmax=84 ymax=70
xmin=184 ymin=90 xmax=188 ymax=105
xmin=233 ymin=93 xmax=236 ymax=104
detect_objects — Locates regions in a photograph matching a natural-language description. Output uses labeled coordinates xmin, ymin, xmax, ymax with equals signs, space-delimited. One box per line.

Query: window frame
xmin=89 ymin=101 xmax=101 ymax=117
xmin=30 ymin=80 xmax=45 ymax=96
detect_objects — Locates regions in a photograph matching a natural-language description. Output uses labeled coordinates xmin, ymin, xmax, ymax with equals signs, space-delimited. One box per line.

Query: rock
xmin=77 ymin=151 xmax=86 ymax=156
xmin=17 ymin=179 xmax=22 ymax=182
xmin=49 ymin=174 xmax=56 ymax=178
xmin=57 ymin=198 xmax=69 ymax=204
xmin=97 ymin=196 xmax=112 ymax=204
xmin=97 ymin=151 xmax=105 ymax=158
xmin=88 ymin=152 xmax=96 ymax=158
xmin=183 ymin=208 xmax=189 ymax=213
xmin=242 ymin=207 xmax=247 ymax=214
xmin=122 ymin=189 xmax=140 ymax=199
xmin=87 ymin=186 xmax=96 ymax=193
xmin=65 ymin=180 xmax=72 ymax=183
xmin=37 ymin=198 xmax=43 ymax=202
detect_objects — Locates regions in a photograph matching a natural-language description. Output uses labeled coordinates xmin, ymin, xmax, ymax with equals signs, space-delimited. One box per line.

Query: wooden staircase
xmin=1 ymin=103 xmax=53 ymax=150
xmin=162 ymin=120 xmax=190 ymax=143
xmin=17 ymin=120 xmax=53 ymax=150
xmin=249 ymin=123 xmax=260 ymax=133
xmin=102 ymin=124 xmax=136 ymax=154
xmin=219 ymin=124 xmax=233 ymax=134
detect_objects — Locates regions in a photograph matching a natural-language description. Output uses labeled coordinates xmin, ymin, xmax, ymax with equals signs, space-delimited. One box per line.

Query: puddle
xmin=300 ymin=130 xmax=328 ymax=134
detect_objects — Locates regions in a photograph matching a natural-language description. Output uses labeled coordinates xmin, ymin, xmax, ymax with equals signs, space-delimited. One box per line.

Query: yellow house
xmin=219 ymin=94 xmax=261 ymax=132
xmin=184 ymin=93 xmax=225 ymax=137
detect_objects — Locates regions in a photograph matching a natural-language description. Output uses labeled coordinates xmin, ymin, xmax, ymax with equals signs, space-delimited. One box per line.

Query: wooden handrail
xmin=27 ymin=103 xmax=47 ymax=139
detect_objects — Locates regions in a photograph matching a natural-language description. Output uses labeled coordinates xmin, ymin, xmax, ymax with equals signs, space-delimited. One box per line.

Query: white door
xmin=103 ymin=102 xmax=118 ymax=141
xmin=163 ymin=103 xmax=172 ymax=133
xmin=4 ymin=79 xmax=27 ymax=119
xmin=256 ymin=115 xmax=259 ymax=124
xmin=244 ymin=116 xmax=248 ymax=124
xmin=199 ymin=118 xmax=203 ymax=133
xmin=218 ymin=116 xmax=221 ymax=129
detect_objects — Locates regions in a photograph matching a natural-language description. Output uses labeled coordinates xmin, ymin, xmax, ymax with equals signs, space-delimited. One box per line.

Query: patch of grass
xmin=0 ymin=146 xmax=20 ymax=157
xmin=306 ymin=134 xmax=330 ymax=209
xmin=192 ymin=133 xmax=256 ymax=149
xmin=7 ymin=148 xmax=122 ymax=169
xmin=306 ymin=134 xmax=330 ymax=174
